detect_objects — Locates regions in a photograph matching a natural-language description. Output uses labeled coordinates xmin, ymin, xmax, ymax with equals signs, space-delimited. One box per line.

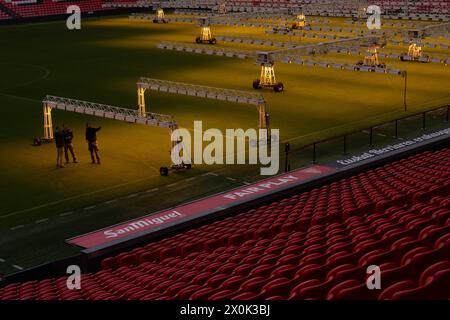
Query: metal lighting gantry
xmin=158 ymin=35 xmax=406 ymax=92
xmin=267 ymin=35 xmax=383 ymax=61
xmin=42 ymin=95 xmax=176 ymax=140
xmin=130 ymin=12 xmax=324 ymax=33
xmin=136 ymin=77 xmax=268 ymax=130
xmin=406 ymin=22 xmax=450 ymax=40
xmin=157 ymin=41 xmax=253 ymax=58
xmin=42 ymin=95 xmax=186 ymax=172
xmin=193 ymin=11 xmax=267 ymax=44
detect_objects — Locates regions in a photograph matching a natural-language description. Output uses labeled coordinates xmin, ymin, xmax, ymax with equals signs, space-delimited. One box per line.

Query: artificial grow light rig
xmin=250 ymin=37 xmax=384 ymax=92
xmin=291 ymin=13 xmax=308 ymax=30
xmin=400 ymin=43 xmax=431 ymax=63
xmin=153 ymin=8 xmax=168 ymax=24
xmin=253 ymin=52 xmax=284 ymax=92
xmin=160 ymin=125 xmax=192 ymax=177
xmin=355 ymin=46 xmax=386 ymax=71
xmin=273 ymin=13 xmax=309 ymax=33
xmin=196 ymin=18 xmax=217 ymax=44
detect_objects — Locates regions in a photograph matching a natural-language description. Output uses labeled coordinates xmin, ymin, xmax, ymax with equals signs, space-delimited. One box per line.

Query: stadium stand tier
xmin=106 ymin=0 xmax=450 ymax=16
xmin=1 ymin=146 xmax=449 ymax=300
xmin=0 ymin=0 xmax=110 ymax=20
xmin=1 ymin=1 xmax=449 ymax=21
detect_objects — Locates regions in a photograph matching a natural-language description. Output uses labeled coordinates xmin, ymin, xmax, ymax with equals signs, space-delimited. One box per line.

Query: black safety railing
xmin=284 ymin=104 xmax=450 ymax=170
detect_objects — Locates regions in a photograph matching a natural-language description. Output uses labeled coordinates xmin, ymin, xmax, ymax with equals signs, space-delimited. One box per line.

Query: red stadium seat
xmin=1 ymin=148 xmax=449 ymax=300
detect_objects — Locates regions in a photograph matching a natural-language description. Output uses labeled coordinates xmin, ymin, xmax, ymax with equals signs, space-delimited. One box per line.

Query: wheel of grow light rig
xmin=209 ymin=38 xmax=217 ymax=44
xmin=160 ymin=166 xmax=169 ymax=176
xmin=153 ymin=19 xmax=158 ymax=23
xmin=196 ymin=37 xmax=202 ymax=44
xmin=33 ymin=137 xmax=42 ymax=146
xmin=163 ymin=19 xmax=168 ymax=24
xmin=253 ymin=79 xmax=262 ymax=89
xmin=274 ymin=82 xmax=284 ymax=92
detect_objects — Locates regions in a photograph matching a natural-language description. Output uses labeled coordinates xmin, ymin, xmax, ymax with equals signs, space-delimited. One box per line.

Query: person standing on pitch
xmin=54 ymin=126 xmax=65 ymax=168
xmin=85 ymin=123 xmax=101 ymax=164
xmin=63 ymin=124 xmax=77 ymax=164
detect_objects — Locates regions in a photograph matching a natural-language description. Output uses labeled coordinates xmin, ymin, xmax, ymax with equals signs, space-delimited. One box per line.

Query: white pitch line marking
xmin=167 ymin=183 xmax=178 ymax=188
xmin=35 ymin=218 xmax=49 ymax=224
xmin=226 ymin=177 xmax=237 ymax=182
xmin=103 ymin=200 xmax=117 ymax=205
xmin=0 ymin=258 xmax=5 ymax=263
xmin=126 ymin=194 xmax=138 ymax=199
xmin=59 ymin=211 xmax=74 ymax=217
xmin=377 ymin=133 xmax=387 ymax=137
xmin=10 ymin=225 xmax=25 ymax=231
xmin=186 ymin=177 xmax=197 ymax=182
xmin=83 ymin=205 xmax=96 ymax=211
xmin=12 ymin=265 xmax=24 ymax=271
xmin=1 ymin=173 xmax=161 ymax=219
xmin=146 ymin=188 xmax=159 ymax=193
xmin=242 ymin=181 xmax=251 ymax=185
xmin=202 ymin=172 xmax=219 ymax=177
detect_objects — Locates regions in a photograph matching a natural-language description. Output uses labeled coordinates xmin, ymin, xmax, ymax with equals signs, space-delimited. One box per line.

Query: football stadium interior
xmin=0 ymin=0 xmax=449 ymax=303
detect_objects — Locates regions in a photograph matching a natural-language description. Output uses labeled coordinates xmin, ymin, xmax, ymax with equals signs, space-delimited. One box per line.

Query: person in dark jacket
xmin=85 ymin=123 xmax=101 ymax=164
xmin=63 ymin=124 xmax=77 ymax=164
xmin=54 ymin=126 xmax=65 ymax=168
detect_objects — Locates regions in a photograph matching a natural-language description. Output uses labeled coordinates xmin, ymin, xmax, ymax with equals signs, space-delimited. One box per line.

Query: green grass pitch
xmin=0 ymin=14 xmax=449 ymax=274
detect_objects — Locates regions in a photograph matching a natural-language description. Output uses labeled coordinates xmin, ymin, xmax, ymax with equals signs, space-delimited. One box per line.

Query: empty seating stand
xmin=1 ymin=1 xmax=449 ymax=21
xmin=0 ymin=10 xmax=12 ymax=20
xmin=1 ymin=147 xmax=449 ymax=300
xmin=0 ymin=0 xmax=109 ymax=21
